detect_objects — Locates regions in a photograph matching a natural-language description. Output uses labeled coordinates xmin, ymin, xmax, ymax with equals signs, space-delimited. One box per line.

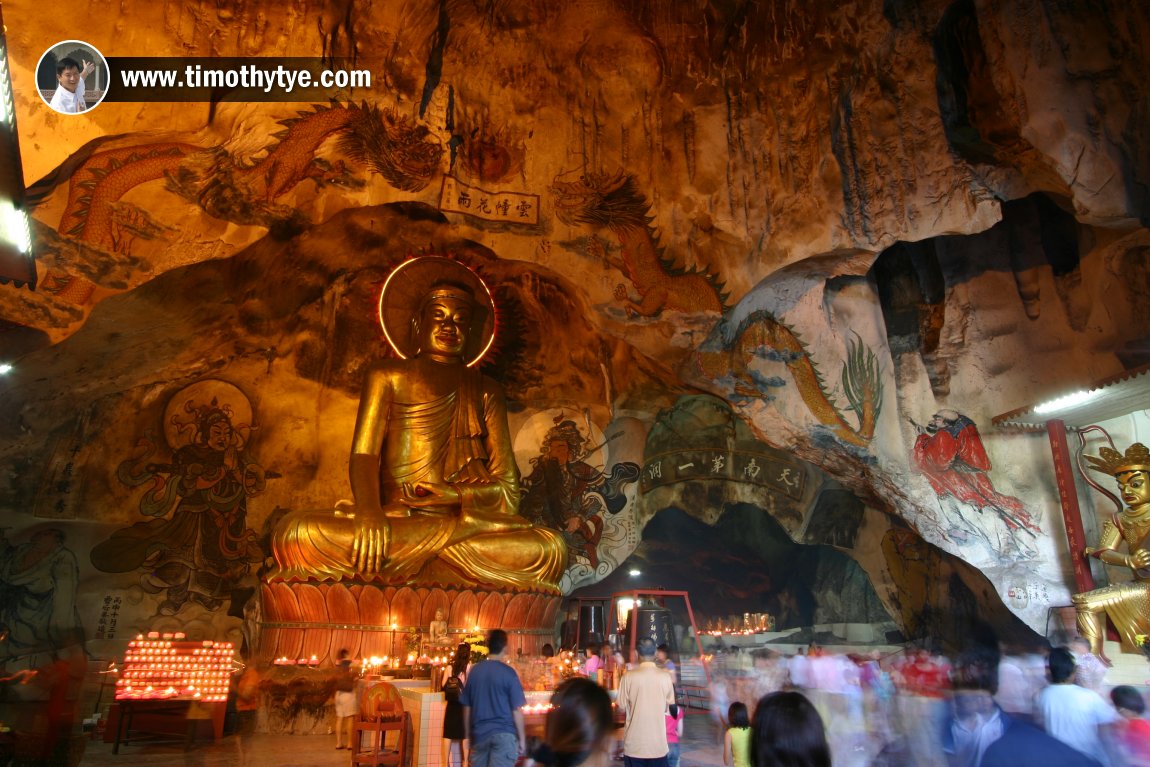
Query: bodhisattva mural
xmin=91 ymin=380 xmax=265 ymax=615
xmin=0 ymin=524 xmax=88 ymax=764
xmin=1073 ymin=443 xmax=1150 ymax=657
xmin=0 ymin=527 xmax=84 ymax=664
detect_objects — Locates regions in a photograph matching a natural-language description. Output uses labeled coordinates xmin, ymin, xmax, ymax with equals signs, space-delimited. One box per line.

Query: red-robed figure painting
xmin=913 ymin=409 xmax=1040 ymax=557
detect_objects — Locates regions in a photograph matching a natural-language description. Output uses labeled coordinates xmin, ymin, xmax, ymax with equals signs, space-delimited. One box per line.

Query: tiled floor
xmin=78 ymin=715 xmax=726 ymax=767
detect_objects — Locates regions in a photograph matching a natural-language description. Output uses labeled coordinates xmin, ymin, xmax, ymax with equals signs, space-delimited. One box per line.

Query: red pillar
xmin=1046 ymin=419 xmax=1095 ymax=592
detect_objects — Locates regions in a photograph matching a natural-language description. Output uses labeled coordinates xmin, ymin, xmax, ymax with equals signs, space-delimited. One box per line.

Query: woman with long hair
xmin=751 ymin=691 xmax=832 ymax=767
xmin=531 ymin=677 xmax=616 ymax=767
xmin=442 ymin=642 xmax=472 ymax=767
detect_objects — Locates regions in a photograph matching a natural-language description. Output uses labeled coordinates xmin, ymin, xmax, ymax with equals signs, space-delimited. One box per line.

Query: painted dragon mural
xmin=551 ymin=170 xmax=729 ymax=316
xmin=30 ymin=103 xmax=443 ymax=256
xmin=550 ymin=168 xmax=883 ymax=448
xmin=694 ymin=316 xmax=884 ymax=448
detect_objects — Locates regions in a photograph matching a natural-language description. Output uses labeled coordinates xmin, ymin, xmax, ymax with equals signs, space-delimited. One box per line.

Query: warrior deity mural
xmin=520 ymin=416 xmax=640 ymax=572
xmin=912 ymin=409 xmax=1041 ymax=560
xmin=91 ymin=381 xmax=266 ymax=615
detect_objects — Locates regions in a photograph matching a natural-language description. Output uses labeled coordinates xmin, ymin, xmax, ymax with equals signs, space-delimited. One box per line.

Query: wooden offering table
xmin=106 ymin=698 xmax=225 ymax=753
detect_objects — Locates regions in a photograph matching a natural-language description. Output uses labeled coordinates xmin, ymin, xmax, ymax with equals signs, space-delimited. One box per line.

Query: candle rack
xmin=114 ymin=635 xmax=235 ymax=702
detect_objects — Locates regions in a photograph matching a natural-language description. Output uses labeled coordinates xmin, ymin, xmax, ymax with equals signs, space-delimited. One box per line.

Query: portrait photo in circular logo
xmin=36 ymin=40 xmax=109 ymax=114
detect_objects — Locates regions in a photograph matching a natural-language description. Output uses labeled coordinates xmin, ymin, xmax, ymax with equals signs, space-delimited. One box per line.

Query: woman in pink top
xmin=583 ymin=643 xmax=603 ymax=684
xmin=665 ymin=703 xmax=684 ymax=767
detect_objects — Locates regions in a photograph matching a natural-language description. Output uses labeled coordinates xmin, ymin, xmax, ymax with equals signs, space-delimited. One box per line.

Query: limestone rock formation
xmin=1 ymin=0 xmax=1148 ymax=647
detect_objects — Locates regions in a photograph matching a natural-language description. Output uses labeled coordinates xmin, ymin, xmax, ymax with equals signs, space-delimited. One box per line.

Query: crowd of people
xmin=328 ymin=627 xmax=1150 ymax=767
xmin=701 ymin=634 xmax=1150 ymax=767
xmin=536 ymin=637 xmax=833 ymax=767
xmin=527 ymin=630 xmax=1150 ymax=767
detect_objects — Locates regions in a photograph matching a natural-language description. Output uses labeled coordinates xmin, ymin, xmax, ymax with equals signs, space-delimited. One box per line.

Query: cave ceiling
xmin=1 ymin=0 xmax=1149 ymax=643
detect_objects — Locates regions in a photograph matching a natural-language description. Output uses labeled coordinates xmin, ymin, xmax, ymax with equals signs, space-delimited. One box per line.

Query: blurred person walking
xmin=1037 ymin=647 xmax=1120 ymax=767
xmin=944 ymin=641 xmax=1101 ymax=767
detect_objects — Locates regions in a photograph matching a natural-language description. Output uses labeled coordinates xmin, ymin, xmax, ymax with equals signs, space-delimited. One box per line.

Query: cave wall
xmin=0 ymin=0 xmax=1148 ymax=661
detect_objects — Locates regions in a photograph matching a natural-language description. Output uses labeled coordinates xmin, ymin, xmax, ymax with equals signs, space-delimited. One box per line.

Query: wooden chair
xmin=351 ymin=681 xmax=409 ymax=767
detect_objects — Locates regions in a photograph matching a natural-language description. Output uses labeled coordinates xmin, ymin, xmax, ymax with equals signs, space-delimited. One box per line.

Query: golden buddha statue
xmin=1072 ymin=442 xmax=1150 ymax=656
xmin=269 ymin=257 xmax=566 ymax=593
xmin=428 ymin=608 xmax=451 ymax=648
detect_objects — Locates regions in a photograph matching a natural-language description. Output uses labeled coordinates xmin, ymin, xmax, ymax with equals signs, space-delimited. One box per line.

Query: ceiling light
xmin=0 ymin=42 xmax=11 ymax=124
xmin=628 ymin=568 xmax=641 ymax=576
xmin=0 ymin=363 xmax=11 ymax=374
xmin=1033 ymin=389 xmax=1101 ymax=415
xmin=1 ymin=202 xmax=30 ymax=254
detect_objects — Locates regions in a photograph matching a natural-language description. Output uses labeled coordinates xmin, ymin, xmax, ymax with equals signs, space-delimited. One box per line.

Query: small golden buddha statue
xmin=428 ymin=609 xmax=451 ymax=648
xmin=268 ymin=257 xmax=566 ymax=593
xmin=1072 ymin=442 xmax=1150 ymax=656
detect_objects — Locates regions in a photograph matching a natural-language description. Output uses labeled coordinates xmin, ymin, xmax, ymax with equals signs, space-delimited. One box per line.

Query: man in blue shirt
xmin=461 ymin=629 xmax=527 ymax=767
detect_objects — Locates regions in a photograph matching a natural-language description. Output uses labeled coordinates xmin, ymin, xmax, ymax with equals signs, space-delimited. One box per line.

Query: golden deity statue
xmin=428 ymin=608 xmax=451 ymax=648
xmin=1072 ymin=442 xmax=1150 ymax=656
xmin=269 ymin=257 xmax=566 ymax=593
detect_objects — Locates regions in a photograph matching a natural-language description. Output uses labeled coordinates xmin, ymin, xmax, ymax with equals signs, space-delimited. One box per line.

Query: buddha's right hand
xmin=352 ymin=513 xmax=390 ymax=574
